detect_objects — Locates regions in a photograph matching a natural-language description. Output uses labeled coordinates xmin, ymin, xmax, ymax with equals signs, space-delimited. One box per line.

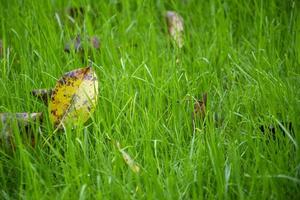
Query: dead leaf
xmin=48 ymin=66 xmax=99 ymax=129
xmin=0 ymin=112 xmax=43 ymax=127
xmin=64 ymin=35 xmax=81 ymax=53
xmin=192 ymin=93 xmax=207 ymax=121
xmin=90 ymin=36 xmax=100 ymax=49
xmin=0 ymin=112 xmax=43 ymax=148
xmin=66 ymin=7 xmax=84 ymax=19
xmin=165 ymin=11 xmax=184 ymax=48
xmin=0 ymin=127 xmax=13 ymax=148
xmin=31 ymin=89 xmax=53 ymax=105
xmin=64 ymin=35 xmax=100 ymax=54
xmin=116 ymin=141 xmax=140 ymax=173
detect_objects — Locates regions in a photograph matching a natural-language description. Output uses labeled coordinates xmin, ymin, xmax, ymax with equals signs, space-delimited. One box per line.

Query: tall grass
xmin=0 ymin=0 xmax=299 ymax=199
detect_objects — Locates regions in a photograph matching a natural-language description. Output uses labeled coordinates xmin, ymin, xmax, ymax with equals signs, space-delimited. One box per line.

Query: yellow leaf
xmin=48 ymin=66 xmax=99 ymax=128
xmin=165 ymin=11 xmax=184 ymax=48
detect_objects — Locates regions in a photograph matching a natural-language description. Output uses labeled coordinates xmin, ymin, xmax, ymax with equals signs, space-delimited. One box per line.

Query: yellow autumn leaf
xmin=165 ymin=11 xmax=184 ymax=48
xmin=48 ymin=66 xmax=99 ymax=128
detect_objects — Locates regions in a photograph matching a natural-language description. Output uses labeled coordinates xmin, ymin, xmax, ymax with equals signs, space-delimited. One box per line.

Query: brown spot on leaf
xmin=87 ymin=106 xmax=91 ymax=112
xmin=58 ymin=78 xmax=66 ymax=85
xmin=50 ymin=110 xmax=56 ymax=115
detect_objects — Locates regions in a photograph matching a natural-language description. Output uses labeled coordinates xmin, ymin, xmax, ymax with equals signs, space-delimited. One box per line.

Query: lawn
xmin=0 ymin=0 xmax=299 ymax=199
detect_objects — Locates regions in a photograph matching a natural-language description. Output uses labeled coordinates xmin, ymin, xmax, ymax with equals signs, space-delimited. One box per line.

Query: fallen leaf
xmin=64 ymin=35 xmax=100 ymax=53
xmin=116 ymin=141 xmax=140 ymax=173
xmin=64 ymin=35 xmax=82 ymax=53
xmin=0 ymin=112 xmax=43 ymax=127
xmin=31 ymin=89 xmax=53 ymax=105
xmin=48 ymin=66 xmax=99 ymax=129
xmin=90 ymin=36 xmax=100 ymax=49
xmin=0 ymin=112 xmax=43 ymax=148
xmin=192 ymin=93 xmax=207 ymax=121
xmin=165 ymin=11 xmax=184 ymax=48
xmin=0 ymin=127 xmax=13 ymax=148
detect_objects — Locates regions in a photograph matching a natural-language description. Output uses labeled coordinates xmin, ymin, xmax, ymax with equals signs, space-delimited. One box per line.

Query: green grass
xmin=0 ymin=0 xmax=299 ymax=199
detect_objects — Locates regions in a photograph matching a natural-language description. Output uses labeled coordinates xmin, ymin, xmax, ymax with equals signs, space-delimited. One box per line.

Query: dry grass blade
xmin=165 ymin=11 xmax=184 ymax=48
xmin=116 ymin=141 xmax=140 ymax=174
